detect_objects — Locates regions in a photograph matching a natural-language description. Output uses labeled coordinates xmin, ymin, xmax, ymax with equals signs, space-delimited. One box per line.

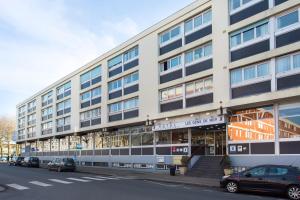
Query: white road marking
xmin=82 ymin=177 xmax=107 ymax=181
xmin=6 ymin=184 xmax=29 ymax=190
xmin=29 ymin=181 xmax=52 ymax=187
xmin=48 ymin=179 xmax=73 ymax=184
xmin=66 ymin=178 xmax=91 ymax=182
xmin=143 ymin=180 xmax=180 ymax=187
xmin=95 ymin=176 xmax=121 ymax=180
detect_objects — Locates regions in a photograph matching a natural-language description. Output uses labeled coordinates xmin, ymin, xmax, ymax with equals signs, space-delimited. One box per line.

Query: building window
xmin=279 ymin=103 xmax=300 ymax=139
xmin=230 ymin=20 xmax=269 ymax=49
xmin=108 ymin=55 xmax=122 ymax=69
xmin=123 ymin=98 xmax=139 ymax=111
xmin=159 ymin=25 xmax=181 ymax=46
xmin=80 ymin=87 xmax=101 ymax=103
xmin=27 ymin=113 xmax=36 ymax=125
xmin=42 ymin=91 xmax=53 ymax=106
xmin=156 ymin=131 xmax=171 ymax=145
xmin=230 ymin=61 xmax=270 ymax=86
xmin=108 ymin=79 xmax=122 ymax=93
xmin=160 ymin=55 xmax=182 ymax=73
xmin=185 ymin=9 xmax=212 ymax=34
xmin=228 ymin=106 xmax=275 ymax=142
xmin=42 ymin=121 xmax=52 ymax=135
xmin=276 ymin=52 xmax=300 ymax=74
xmin=109 ymin=102 xmax=122 ymax=114
xmin=124 ymin=72 xmax=139 ymax=87
xmin=185 ymin=42 xmax=212 ymax=65
xmin=277 ymin=9 xmax=300 ymax=30
xmin=229 ymin=0 xmax=262 ymax=13
xmin=80 ymin=108 xmax=101 ymax=122
xmin=42 ymin=107 xmax=53 ymax=120
xmin=57 ymin=116 xmax=70 ymax=127
xmin=56 ymin=99 xmax=71 ymax=115
xmin=160 ymin=85 xmax=183 ymax=102
xmin=57 ymin=81 xmax=71 ymax=98
xmin=18 ymin=105 xmax=26 ymax=117
xmin=172 ymin=129 xmax=188 ymax=144
xmin=123 ymin=46 xmax=139 ymax=63
xmin=27 ymin=100 xmax=36 ymax=112
xmin=186 ymin=77 xmax=213 ymax=97
xmin=80 ymin=66 xmax=101 ymax=85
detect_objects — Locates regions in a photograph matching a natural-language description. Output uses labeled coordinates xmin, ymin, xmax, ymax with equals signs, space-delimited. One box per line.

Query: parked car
xmin=47 ymin=158 xmax=76 ymax=172
xmin=22 ymin=157 xmax=40 ymax=168
xmin=220 ymin=165 xmax=300 ymax=200
xmin=0 ymin=157 xmax=8 ymax=162
xmin=9 ymin=156 xmax=24 ymax=166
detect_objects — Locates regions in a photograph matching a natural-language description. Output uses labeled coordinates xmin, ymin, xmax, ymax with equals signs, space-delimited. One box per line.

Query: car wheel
xmin=226 ymin=181 xmax=238 ymax=193
xmin=287 ymin=185 xmax=300 ymax=200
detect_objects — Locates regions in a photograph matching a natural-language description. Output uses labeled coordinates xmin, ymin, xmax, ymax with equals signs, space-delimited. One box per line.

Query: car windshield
xmin=63 ymin=158 xmax=74 ymax=163
xmin=31 ymin=158 xmax=39 ymax=161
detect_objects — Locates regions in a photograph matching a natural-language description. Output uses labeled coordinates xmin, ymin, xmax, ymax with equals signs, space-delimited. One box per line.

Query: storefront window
xmin=279 ymin=104 xmax=300 ymax=139
xmin=156 ymin=131 xmax=171 ymax=145
xmin=51 ymin=139 xmax=59 ymax=151
xmin=59 ymin=137 xmax=68 ymax=151
xmin=228 ymin=106 xmax=275 ymax=141
xmin=81 ymin=133 xmax=94 ymax=149
xmin=142 ymin=132 xmax=154 ymax=145
xmin=95 ymin=133 xmax=110 ymax=149
xmin=111 ymin=133 xmax=129 ymax=147
xmin=37 ymin=141 xmax=43 ymax=152
xmin=172 ymin=129 xmax=188 ymax=144
xmin=69 ymin=136 xmax=80 ymax=150
xmin=44 ymin=140 xmax=51 ymax=152
xmin=131 ymin=134 xmax=141 ymax=146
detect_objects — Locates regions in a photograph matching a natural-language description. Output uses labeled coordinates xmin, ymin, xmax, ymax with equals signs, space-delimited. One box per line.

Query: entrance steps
xmin=186 ymin=156 xmax=223 ymax=179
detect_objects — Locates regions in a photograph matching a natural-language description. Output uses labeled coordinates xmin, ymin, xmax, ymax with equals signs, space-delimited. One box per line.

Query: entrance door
xmin=205 ymin=132 xmax=215 ymax=155
xmin=215 ymin=131 xmax=224 ymax=155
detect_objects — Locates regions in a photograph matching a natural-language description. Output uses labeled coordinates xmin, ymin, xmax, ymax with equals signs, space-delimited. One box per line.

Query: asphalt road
xmin=0 ymin=163 xmax=285 ymax=200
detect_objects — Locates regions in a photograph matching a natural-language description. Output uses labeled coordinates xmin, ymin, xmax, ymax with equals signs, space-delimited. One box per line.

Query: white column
xmin=274 ymin=104 xmax=280 ymax=155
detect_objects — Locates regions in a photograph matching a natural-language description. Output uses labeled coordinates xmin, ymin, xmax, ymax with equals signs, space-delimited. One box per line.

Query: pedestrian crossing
xmin=6 ymin=175 xmax=125 ymax=191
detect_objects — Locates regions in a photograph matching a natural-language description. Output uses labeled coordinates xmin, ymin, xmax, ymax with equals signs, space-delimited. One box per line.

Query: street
xmin=0 ymin=164 xmax=285 ymax=200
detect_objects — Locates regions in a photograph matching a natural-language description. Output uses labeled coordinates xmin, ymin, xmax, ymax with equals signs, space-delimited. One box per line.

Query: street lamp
xmin=145 ymin=115 xmax=153 ymax=126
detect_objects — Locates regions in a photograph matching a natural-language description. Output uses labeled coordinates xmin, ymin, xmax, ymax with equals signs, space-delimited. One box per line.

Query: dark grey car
xmin=47 ymin=158 xmax=76 ymax=172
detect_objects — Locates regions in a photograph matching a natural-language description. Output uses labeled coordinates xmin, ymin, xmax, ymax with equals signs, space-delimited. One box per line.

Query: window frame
xmin=108 ymin=78 xmax=122 ymax=93
xmin=185 ymin=42 xmax=212 ymax=67
xmin=123 ymin=46 xmax=139 ymax=64
xmin=276 ymin=51 xmax=300 ymax=78
xmin=230 ymin=20 xmax=270 ymax=51
xmin=159 ymin=25 xmax=182 ymax=47
xmin=184 ymin=9 xmax=212 ymax=35
xmin=160 ymin=85 xmax=183 ymax=103
xmin=80 ymin=66 xmax=102 ymax=85
xmin=278 ymin=102 xmax=300 ymax=141
xmin=160 ymin=55 xmax=182 ymax=75
xmin=109 ymin=102 xmax=123 ymax=114
xmin=230 ymin=61 xmax=271 ymax=88
xmin=123 ymin=97 xmax=139 ymax=111
xmin=108 ymin=54 xmax=123 ymax=71
xmin=185 ymin=77 xmax=213 ymax=98
xmin=275 ymin=8 xmax=300 ymax=36
xmin=123 ymin=72 xmax=139 ymax=87
xmin=229 ymin=0 xmax=264 ymax=15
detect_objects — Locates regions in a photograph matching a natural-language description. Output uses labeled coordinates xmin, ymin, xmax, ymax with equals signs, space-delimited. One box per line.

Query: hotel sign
xmin=152 ymin=115 xmax=225 ymax=131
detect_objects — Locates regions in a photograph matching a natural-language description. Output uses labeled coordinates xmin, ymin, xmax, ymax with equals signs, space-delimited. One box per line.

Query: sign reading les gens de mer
xmin=152 ymin=115 xmax=225 ymax=131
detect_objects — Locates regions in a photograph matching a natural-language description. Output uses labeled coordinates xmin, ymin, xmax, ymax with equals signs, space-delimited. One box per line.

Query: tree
xmin=0 ymin=116 xmax=15 ymax=158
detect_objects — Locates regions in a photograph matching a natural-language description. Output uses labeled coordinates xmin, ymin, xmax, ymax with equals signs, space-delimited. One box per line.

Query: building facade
xmin=16 ymin=0 xmax=300 ymax=171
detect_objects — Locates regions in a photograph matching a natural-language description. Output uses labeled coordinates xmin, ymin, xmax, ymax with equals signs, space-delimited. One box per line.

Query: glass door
xmin=215 ymin=131 xmax=224 ymax=155
xmin=205 ymin=132 xmax=215 ymax=155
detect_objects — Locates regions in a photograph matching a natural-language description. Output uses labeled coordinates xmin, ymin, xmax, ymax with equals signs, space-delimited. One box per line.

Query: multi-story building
xmin=16 ymin=0 xmax=300 ymax=171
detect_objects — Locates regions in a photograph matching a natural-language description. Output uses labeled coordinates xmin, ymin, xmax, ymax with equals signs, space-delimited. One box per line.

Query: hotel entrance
xmin=191 ymin=124 xmax=226 ymax=156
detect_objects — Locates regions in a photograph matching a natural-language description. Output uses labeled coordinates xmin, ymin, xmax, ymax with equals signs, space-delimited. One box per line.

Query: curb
xmin=138 ymin=178 xmax=219 ymax=188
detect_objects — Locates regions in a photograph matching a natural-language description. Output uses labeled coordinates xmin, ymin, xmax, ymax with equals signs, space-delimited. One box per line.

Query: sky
xmin=0 ymin=0 xmax=195 ymax=118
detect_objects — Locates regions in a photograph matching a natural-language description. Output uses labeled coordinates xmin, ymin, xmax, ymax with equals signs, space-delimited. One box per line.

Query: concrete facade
xmin=16 ymin=0 xmax=300 ymax=171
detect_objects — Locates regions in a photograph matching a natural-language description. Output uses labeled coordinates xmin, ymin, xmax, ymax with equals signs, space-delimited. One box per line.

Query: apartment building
xmin=16 ymin=0 xmax=300 ymax=171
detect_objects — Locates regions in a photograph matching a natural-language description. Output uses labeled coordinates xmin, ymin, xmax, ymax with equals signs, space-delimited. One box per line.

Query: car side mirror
xmin=245 ymin=173 xmax=252 ymax=177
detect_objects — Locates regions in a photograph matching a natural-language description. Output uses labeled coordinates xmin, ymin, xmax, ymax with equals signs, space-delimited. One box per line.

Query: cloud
xmin=0 ymin=0 xmax=140 ymax=116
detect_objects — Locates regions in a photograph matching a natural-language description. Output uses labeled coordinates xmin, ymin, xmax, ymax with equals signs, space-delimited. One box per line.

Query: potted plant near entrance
xmin=222 ymin=155 xmax=233 ymax=176
xmin=179 ymin=156 xmax=189 ymax=175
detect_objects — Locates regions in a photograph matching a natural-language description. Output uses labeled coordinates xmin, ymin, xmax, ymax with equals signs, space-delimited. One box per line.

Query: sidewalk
xmin=74 ymin=166 xmax=220 ymax=188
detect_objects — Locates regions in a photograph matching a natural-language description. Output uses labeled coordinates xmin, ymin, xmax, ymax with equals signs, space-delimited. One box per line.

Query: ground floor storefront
xmin=18 ymin=101 xmax=300 ymax=172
